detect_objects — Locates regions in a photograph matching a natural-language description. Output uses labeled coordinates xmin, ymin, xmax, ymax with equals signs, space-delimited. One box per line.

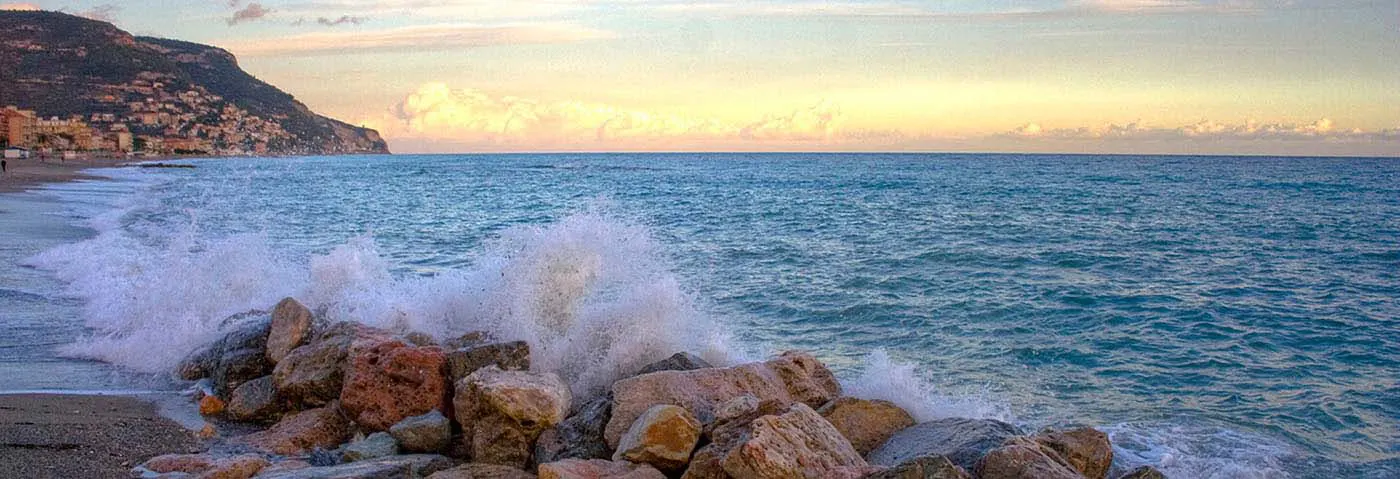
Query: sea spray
xmin=844 ymin=349 xmax=1013 ymax=422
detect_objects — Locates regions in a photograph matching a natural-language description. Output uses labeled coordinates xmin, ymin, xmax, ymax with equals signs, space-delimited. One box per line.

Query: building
xmin=1 ymin=106 xmax=37 ymax=147
xmin=3 ymin=146 xmax=30 ymax=159
xmin=31 ymin=117 xmax=96 ymax=150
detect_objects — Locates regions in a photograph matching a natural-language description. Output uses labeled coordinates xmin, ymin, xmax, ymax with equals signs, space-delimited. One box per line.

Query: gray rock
xmin=178 ymin=314 xmax=275 ymax=397
xmin=426 ymin=463 xmax=537 ymax=479
xmin=533 ymin=396 xmax=613 ymax=465
xmin=446 ymin=341 xmax=530 ymax=383
xmin=342 ymin=432 xmax=401 ymax=462
xmin=254 ymin=454 xmax=456 ymax=479
xmin=861 ymin=455 xmax=971 ymax=479
xmin=634 ymin=352 xmax=712 ymax=376
xmin=442 ymin=331 xmax=490 ymax=350
xmin=867 ymin=418 xmax=1022 ymax=472
xmin=227 ymin=375 xmax=282 ymax=423
xmin=1117 ymin=466 xmax=1167 ymax=479
xmin=390 ymin=410 xmax=452 ymax=454
xmin=268 ymin=297 xmax=316 ymax=364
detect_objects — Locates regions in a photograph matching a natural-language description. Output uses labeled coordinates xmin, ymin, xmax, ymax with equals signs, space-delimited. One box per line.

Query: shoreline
xmin=0 ymin=393 xmax=203 ymax=479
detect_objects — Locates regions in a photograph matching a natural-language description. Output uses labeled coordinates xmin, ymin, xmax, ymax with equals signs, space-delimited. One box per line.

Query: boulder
xmin=818 ymin=397 xmax=915 ymax=456
xmin=226 ymin=375 xmax=282 ymax=423
xmin=406 ymin=332 xmax=439 ymax=347
xmin=391 ymin=409 xmax=453 ymax=454
xmin=454 ymin=366 xmax=572 ymax=468
xmin=426 ymin=463 xmax=538 ymax=479
xmin=444 ymin=331 xmax=491 ymax=350
xmin=678 ymin=445 xmax=729 ymax=479
xmin=861 ymin=455 xmax=970 ymax=479
xmin=720 ymin=403 xmax=872 ymax=479
xmin=1032 ymin=427 xmax=1113 ymax=479
xmin=612 ymin=404 xmax=701 ymax=472
xmin=177 ymin=344 xmax=218 ymax=381
xmin=606 ymin=351 xmax=841 ymax=448
xmin=634 ymin=352 xmax=712 ymax=376
xmin=340 ymin=337 xmax=450 ymax=431
xmin=677 ymin=395 xmax=786 ymax=479
xmin=342 ymin=432 xmax=400 ymax=462
xmin=1117 ymin=465 xmax=1167 ymax=479
xmin=237 ymin=404 xmax=353 ymax=455
xmin=973 ymin=437 xmax=1080 ymax=479
xmin=447 ymin=341 xmax=530 ymax=383
xmin=867 ymin=418 xmax=1022 ymax=471
xmin=267 ymin=297 xmax=315 ymax=364
xmin=138 ymin=453 xmax=217 ymax=474
xmin=209 ymin=316 xmax=276 ymax=397
xmin=535 ymin=396 xmax=614 ymax=464
xmin=273 ymin=322 xmax=391 ymax=407
xmin=197 ymin=455 xmax=271 ymax=479
xmin=253 ymin=454 xmax=456 ymax=479
xmin=538 ymin=459 xmax=666 ymax=479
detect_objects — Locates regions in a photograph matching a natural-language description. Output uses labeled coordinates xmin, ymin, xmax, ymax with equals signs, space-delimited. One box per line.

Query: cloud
xmin=225 ymin=23 xmax=613 ymax=56
xmin=75 ymin=4 xmax=119 ymax=22
xmin=0 ymin=3 xmax=40 ymax=10
xmin=317 ymin=15 xmax=367 ymax=26
xmin=227 ymin=2 xmax=271 ymax=26
xmin=1001 ymin=118 xmax=1399 ymax=142
xmin=362 ymin=83 xmax=853 ymax=150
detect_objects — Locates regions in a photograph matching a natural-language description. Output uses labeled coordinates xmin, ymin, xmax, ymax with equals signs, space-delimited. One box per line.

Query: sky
xmin=4 ymin=0 xmax=1399 ymax=155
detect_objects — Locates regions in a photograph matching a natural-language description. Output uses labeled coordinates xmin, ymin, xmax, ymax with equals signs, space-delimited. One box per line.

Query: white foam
xmin=844 ymin=349 xmax=1014 ymax=422
xmin=1103 ymin=422 xmax=1294 ymax=479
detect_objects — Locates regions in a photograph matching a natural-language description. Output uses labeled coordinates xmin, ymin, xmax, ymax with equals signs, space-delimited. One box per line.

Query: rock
xmin=267 ymin=297 xmax=315 ymax=364
xmin=198 ymin=422 xmax=218 ymax=439
xmin=274 ymin=322 xmax=390 ymax=407
xmin=706 ymin=395 xmax=786 ymax=445
xmin=200 ymin=395 xmax=227 ymax=416
xmin=537 ymin=459 xmax=666 ymax=479
xmin=227 ymin=375 xmax=281 ymax=423
xmin=973 ymin=436 xmax=1080 ymax=479
xmin=209 ymin=316 xmax=276 ymax=397
xmin=720 ymin=403 xmax=872 ymax=479
xmin=866 ymin=418 xmax=1022 ymax=471
xmin=678 ymin=444 xmax=729 ymax=479
xmin=535 ymin=396 xmax=614 ymax=464
xmin=426 ymin=463 xmax=538 ymax=479
xmin=253 ymin=454 xmax=456 ymax=479
xmin=237 ymin=404 xmax=353 ymax=455
xmin=454 ymin=366 xmax=572 ymax=468
xmin=1117 ymin=465 xmax=1167 ymax=479
xmin=406 ymin=332 xmax=439 ymax=346
xmin=818 ymin=397 xmax=915 ymax=456
xmin=1032 ymin=428 xmax=1113 ymax=479
xmin=443 ymin=331 xmax=491 ymax=350
xmin=606 ymin=351 xmax=841 ymax=448
xmin=612 ymin=404 xmax=701 ymax=472
xmin=634 ymin=352 xmax=712 ymax=376
xmin=340 ymin=337 xmax=451 ymax=431
xmin=447 ymin=341 xmax=530 ymax=383
xmin=253 ymin=460 xmax=312 ymax=476
xmin=861 ymin=455 xmax=970 ymax=479
xmin=177 ymin=344 xmax=218 ymax=381
xmin=139 ymin=453 xmax=217 ymax=474
xmin=342 ymin=432 xmax=400 ymax=462
xmin=197 ymin=455 xmax=271 ymax=479
xmin=390 ymin=409 xmax=452 ymax=454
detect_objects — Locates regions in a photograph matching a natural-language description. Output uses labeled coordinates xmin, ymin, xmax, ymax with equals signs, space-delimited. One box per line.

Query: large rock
xmin=174 ymin=314 xmax=275 ymax=397
xmin=861 ymin=455 xmax=970 ymax=479
xmin=973 ymin=436 xmax=1081 ymax=479
xmin=535 ymin=396 xmax=613 ymax=464
xmin=1117 ymin=465 xmax=1167 ymax=479
xmin=678 ymin=395 xmax=787 ymax=479
xmin=454 ymin=366 xmax=572 ymax=468
xmin=267 ymin=297 xmax=315 ymax=364
xmin=340 ymin=337 xmax=450 ymax=431
xmin=273 ymin=322 xmax=390 ymax=407
xmin=818 ymin=397 xmax=915 ymax=455
xmin=720 ymin=403 xmax=872 ymax=479
xmin=606 ymin=351 xmax=841 ymax=448
xmin=538 ymin=459 xmax=666 ymax=479
xmin=634 ymin=352 xmax=712 ymax=376
xmin=254 ymin=454 xmax=456 ymax=479
xmin=226 ymin=375 xmax=282 ymax=423
xmin=237 ymin=404 xmax=353 ymax=455
xmin=137 ymin=453 xmax=217 ymax=474
xmin=342 ymin=432 xmax=401 ymax=462
xmin=678 ymin=445 xmax=729 ymax=479
xmin=199 ymin=455 xmax=271 ymax=479
xmin=612 ymin=404 xmax=701 ymax=472
xmin=1032 ymin=428 xmax=1113 ymax=479
xmin=426 ymin=463 xmax=538 ymax=479
xmin=391 ymin=409 xmax=453 ymax=454
xmin=867 ymin=418 xmax=1022 ymax=471
xmin=447 ymin=341 xmax=530 ymax=383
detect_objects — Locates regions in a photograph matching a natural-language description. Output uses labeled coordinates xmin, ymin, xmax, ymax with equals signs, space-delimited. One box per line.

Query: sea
xmin=0 ymin=153 xmax=1396 ymax=478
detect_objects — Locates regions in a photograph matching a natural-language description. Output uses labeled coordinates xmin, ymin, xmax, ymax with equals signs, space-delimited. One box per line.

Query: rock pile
xmin=146 ymin=296 xmax=1168 ymax=479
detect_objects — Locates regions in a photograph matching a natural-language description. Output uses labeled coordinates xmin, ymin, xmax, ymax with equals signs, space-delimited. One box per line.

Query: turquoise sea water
xmin=1 ymin=153 xmax=1397 ymax=478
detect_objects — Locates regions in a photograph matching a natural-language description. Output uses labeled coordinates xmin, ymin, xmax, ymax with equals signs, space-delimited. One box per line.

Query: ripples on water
xmin=2 ymin=153 xmax=1397 ymax=478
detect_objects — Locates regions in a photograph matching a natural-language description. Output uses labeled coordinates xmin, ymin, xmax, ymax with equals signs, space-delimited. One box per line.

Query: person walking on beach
xmin=2 ymin=160 xmax=7 ymax=174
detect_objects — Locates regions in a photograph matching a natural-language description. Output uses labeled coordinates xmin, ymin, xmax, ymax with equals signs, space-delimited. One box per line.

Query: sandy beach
xmin=0 ymin=157 xmax=130 ymax=193
xmin=0 ymin=394 xmax=202 ymax=479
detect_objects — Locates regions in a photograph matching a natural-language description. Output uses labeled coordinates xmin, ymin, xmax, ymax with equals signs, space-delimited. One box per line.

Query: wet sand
xmin=0 ymin=157 xmax=129 ymax=193
xmin=0 ymin=394 xmax=202 ymax=479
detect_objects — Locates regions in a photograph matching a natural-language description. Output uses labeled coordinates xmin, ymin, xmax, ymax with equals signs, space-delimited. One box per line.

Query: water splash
xmin=845 ymin=349 xmax=1014 ymax=422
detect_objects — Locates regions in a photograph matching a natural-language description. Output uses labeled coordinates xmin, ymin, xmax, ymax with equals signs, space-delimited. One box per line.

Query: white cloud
xmin=224 ymin=23 xmax=613 ymax=56
xmin=1002 ymin=118 xmax=1397 ymax=142
xmin=227 ymin=2 xmax=273 ymax=25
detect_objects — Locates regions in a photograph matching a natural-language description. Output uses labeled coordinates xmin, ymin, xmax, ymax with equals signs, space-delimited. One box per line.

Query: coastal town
xmin=2 ymin=79 xmax=297 ymax=160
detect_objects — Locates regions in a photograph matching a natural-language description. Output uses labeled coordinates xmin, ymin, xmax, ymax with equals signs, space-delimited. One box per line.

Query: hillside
xmin=0 ymin=10 xmax=388 ymax=155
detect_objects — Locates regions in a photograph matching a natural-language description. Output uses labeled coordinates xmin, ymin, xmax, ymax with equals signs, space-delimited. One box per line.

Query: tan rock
xmin=454 ymin=366 xmax=572 ymax=468
xmin=1118 ymin=465 xmax=1167 ymax=479
xmin=612 ymin=404 xmax=701 ymax=472
xmin=339 ymin=337 xmax=450 ymax=431
xmin=974 ymin=437 xmax=1081 ymax=479
xmin=720 ymin=403 xmax=872 ymax=479
xmin=200 ymin=395 xmax=226 ymax=416
xmin=427 ymin=463 xmax=539 ymax=479
xmin=606 ymin=351 xmax=841 ymax=449
xmin=1033 ymin=427 xmax=1114 ymax=479
xmin=237 ymin=404 xmax=353 ymax=455
xmin=817 ymin=397 xmax=915 ymax=455
xmin=140 ymin=453 xmax=216 ymax=474
xmin=266 ymin=297 xmax=314 ymax=364
xmin=538 ymin=459 xmax=666 ymax=479
xmin=678 ymin=445 xmax=729 ymax=479
xmin=196 ymin=455 xmax=270 ymax=479
xmin=273 ymin=322 xmax=390 ymax=407
xmin=862 ymin=455 xmax=970 ymax=479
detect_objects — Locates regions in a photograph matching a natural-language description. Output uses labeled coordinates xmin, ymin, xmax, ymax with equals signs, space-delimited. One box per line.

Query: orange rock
xmin=139 ymin=453 xmax=216 ymax=474
xmin=613 ymin=405 xmax=702 ymax=472
xmin=199 ymin=455 xmax=271 ymax=479
xmin=236 ymin=404 xmax=353 ymax=455
xmin=200 ymin=395 xmax=226 ymax=416
xmin=198 ymin=422 xmax=218 ymax=439
xmin=721 ymin=403 xmax=873 ymax=479
xmin=817 ymin=397 xmax=916 ymax=455
xmin=539 ymin=459 xmax=666 ymax=479
xmin=340 ymin=337 xmax=451 ymax=431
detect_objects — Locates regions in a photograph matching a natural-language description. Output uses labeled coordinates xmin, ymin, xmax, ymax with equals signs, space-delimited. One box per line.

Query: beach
xmin=0 ymin=157 xmax=128 ymax=193
xmin=0 ymin=394 xmax=201 ymax=479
